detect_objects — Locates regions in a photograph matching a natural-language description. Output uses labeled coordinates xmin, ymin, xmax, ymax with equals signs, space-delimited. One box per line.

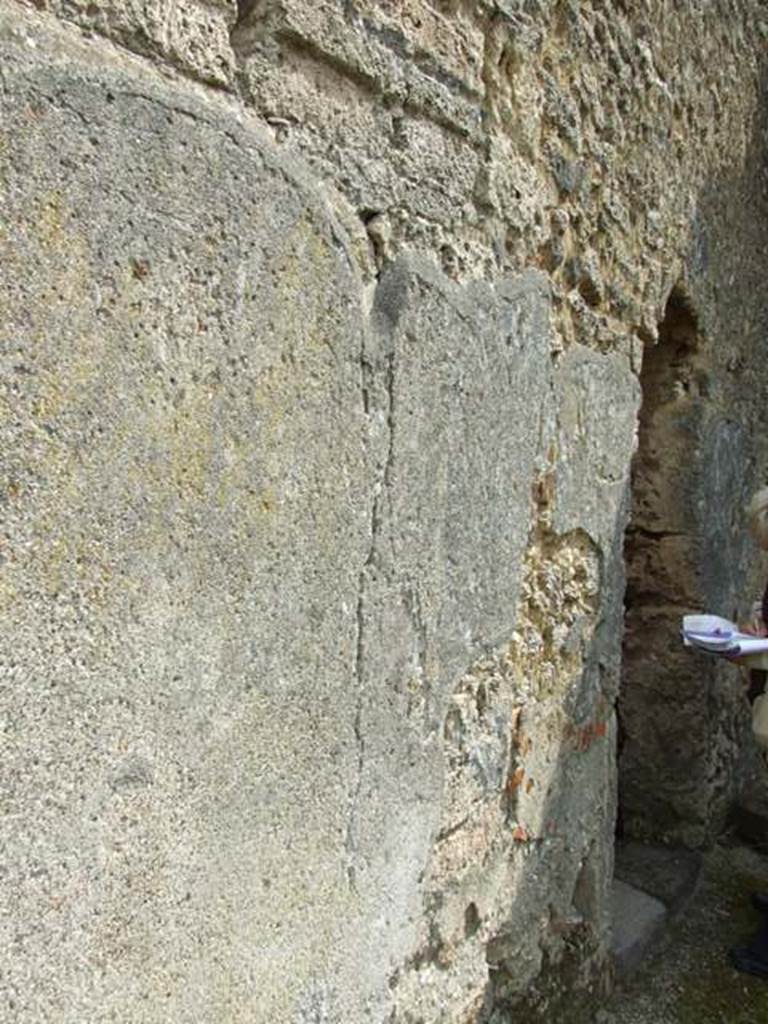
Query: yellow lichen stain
xmin=40 ymin=535 xmax=68 ymax=597
xmin=30 ymin=372 xmax=67 ymax=422
xmin=272 ymin=216 xmax=335 ymax=334
xmin=0 ymin=554 xmax=16 ymax=613
xmin=168 ymin=394 xmax=216 ymax=501
xmin=72 ymin=539 xmax=115 ymax=609
xmin=37 ymin=190 xmax=66 ymax=251
xmin=259 ymin=489 xmax=277 ymax=515
xmin=1 ymin=187 xmax=354 ymax=627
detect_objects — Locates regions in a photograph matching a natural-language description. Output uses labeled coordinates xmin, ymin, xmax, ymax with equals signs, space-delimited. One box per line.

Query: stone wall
xmin=3 ymin=1 xmax=768 ymax=1021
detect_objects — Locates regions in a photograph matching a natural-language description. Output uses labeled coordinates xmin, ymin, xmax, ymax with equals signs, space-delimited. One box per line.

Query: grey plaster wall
xmin=0 ymin=15 xmax=608 ymax=1020
xmin=3 ymin=2 xmax=768 ymax=1023
xmin=0 ymin=16 xmax=374 ymax=1021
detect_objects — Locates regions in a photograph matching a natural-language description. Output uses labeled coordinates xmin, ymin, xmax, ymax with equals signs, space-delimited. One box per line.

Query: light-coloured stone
xmin=3 ymin=1 xmax=768 ymax=1022
xmin=610 ymin=880 xmax=667 ymax=975
xmin=21 ymin=0 xmax=239 ymax=85
xmin=0 ymin=13 xmax=374 ymax=1023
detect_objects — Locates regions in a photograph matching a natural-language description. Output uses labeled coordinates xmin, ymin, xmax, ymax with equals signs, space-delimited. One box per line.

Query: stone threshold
xmin=610 ymin=840 xmax=703 ymax=976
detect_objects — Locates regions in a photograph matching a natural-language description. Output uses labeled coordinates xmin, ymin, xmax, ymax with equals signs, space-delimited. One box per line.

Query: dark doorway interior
xmin=617 ymin=288 xmax=711 ymax=848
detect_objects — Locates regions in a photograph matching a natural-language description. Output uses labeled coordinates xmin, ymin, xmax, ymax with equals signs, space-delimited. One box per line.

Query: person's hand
xmin=741 ymin=618 xmax=765 ymax=634
xmin=742 ymin=601 xmax=768 ymax=637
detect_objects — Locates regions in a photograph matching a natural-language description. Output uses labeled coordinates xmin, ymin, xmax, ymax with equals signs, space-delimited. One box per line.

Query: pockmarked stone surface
xmin=19 ymin=0 xmax=239 ymax=85
xmin=0 ymin=16 xmax=375 ymax=1024
xmin=0 ymin=12 xmax=623 ymax=1022
xmin=4 ymin=1 xmax=768 ymax=1023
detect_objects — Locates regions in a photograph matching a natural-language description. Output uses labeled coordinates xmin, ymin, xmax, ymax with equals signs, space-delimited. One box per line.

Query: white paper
xmin=681 ymin=613 xmax=768 ymax=659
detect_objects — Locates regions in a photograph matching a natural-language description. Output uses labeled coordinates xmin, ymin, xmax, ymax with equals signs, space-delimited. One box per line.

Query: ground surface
xmin=601 ymin=839 xmax=768 ymax=1024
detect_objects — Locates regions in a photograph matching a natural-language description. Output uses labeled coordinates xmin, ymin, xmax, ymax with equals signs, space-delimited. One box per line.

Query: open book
xmin=682 ymin=614 xmax=768 ymax=661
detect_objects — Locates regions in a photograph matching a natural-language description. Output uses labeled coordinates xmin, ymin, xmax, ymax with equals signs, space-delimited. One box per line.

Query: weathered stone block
xmin=21 ymin=0 xmax=238 ymax=85
xmin=0 ymin=12 xmax=374 ymax=1022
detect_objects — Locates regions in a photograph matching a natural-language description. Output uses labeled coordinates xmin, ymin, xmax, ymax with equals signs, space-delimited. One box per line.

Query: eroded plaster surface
xmin=3 ymin=2 xmax=768 ymax=1021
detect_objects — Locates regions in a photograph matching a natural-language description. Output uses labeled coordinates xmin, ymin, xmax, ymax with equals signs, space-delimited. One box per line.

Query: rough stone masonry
xmin=2 ymin=1 xmax=768 ymax=1021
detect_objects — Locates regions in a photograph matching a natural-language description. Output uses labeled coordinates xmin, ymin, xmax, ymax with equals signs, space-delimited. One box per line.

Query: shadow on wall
xmin=619 ymin=61 xmax=768 ymax=852
xmin=617 ymin=286 xmax=721 ymax=847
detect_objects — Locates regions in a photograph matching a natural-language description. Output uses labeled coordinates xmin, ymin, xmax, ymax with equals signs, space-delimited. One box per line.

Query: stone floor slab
xmin=610 ymin=879 xmax=668 ymax=975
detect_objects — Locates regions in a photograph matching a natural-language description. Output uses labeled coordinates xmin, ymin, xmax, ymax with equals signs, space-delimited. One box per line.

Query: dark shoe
xmin=730 ymin=945 xmax=768 ymax=979
xmin=751 ymin=892 xmax=768 ymax=913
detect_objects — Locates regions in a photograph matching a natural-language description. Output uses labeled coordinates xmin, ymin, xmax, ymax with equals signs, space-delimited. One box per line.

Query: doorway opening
xmin=617 ymin=287 xmax=709 ymax=848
